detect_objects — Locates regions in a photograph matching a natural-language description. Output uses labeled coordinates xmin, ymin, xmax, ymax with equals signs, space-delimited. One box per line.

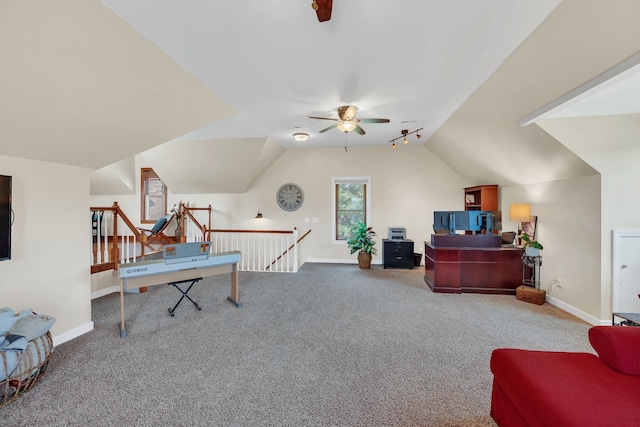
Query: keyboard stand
xmin=167 ymin=278 xmax=203 ymax=316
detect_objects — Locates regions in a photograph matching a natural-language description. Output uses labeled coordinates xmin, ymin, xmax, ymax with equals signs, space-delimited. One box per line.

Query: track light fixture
xmin=389 ymin=128 xmax=424 ymax=148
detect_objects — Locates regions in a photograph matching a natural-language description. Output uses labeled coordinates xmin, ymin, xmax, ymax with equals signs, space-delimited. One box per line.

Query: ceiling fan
xmin=308 ymin=105 xmax=390 ymax=135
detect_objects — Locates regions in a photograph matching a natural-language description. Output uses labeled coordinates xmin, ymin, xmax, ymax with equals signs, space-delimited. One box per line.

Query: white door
xmin=613 ymin=230 xmax=640 ymax=313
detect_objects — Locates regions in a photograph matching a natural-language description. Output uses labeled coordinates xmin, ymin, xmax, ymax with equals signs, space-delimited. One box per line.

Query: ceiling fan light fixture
xmin=293 ymin=132 xmax=309 ymax=142
xmin=337 ymin=120 xmax=357 ymax=133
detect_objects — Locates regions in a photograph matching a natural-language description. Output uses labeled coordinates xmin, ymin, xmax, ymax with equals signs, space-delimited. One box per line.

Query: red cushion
xmin=589 ymin=326 xmax=640 ymax=376
xmin=490 ymin=348 xmax=640 ymax=426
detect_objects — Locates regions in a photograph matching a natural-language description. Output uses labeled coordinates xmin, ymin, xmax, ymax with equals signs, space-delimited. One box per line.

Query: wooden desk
xmin=424 ymin=242 xmax=525 ymax=294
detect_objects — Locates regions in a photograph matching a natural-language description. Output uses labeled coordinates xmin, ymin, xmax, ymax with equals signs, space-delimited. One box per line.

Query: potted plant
xmin=346 ymin=221 xmax=377 ymax=269
xmin=519 ymin=233 xmax=543 ymax=256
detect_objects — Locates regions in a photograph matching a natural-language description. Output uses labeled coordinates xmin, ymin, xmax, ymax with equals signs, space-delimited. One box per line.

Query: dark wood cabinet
xmin=423 ymin=242 xmax=525 ymax=294
xmin=464 ymin=185 xmax=498 ymax=211
xmin=383 ymin=239 xmax=414 ymax=269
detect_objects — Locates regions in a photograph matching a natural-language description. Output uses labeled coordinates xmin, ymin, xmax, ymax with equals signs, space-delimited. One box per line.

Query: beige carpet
xmin=1 ymin=263 xmax=593 ymax=426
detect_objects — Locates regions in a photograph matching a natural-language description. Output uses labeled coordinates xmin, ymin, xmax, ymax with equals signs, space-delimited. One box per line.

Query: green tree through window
xmin=336 ymin=182 xmax=367 ymax=240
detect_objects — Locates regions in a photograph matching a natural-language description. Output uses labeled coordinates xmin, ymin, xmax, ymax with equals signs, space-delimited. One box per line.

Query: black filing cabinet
xmin=382 ymin=239 xmax=414 ymax=269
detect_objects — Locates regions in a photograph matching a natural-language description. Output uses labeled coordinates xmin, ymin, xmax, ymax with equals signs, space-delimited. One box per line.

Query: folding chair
xmin=136 ymin=214 xmax=173 ymax=244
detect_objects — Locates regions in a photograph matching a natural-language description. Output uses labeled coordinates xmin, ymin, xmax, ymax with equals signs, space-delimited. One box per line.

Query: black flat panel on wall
xmin=0 ymin=175 xmax=11 ymax=261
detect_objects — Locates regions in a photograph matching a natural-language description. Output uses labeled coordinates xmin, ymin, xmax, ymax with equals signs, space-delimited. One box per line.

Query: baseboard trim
xmin=546 ymin=295 xmax=603 ymax=325
xmin=92 ymin=285 xmax=120 ymax=299
xmin=52 ymin=321 xmax=94 ymax=347
xmin=305 ymin=258 xmax=383 ymax=265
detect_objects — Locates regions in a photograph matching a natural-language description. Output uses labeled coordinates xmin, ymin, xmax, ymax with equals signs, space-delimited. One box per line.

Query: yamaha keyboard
xmin=118 ymin=242 xmax=242 ymax=338
xmin=119 ymin=252 xmax=241 ymax=280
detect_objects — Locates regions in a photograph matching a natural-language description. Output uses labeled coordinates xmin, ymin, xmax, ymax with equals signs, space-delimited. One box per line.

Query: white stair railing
xmin=90 ymin=205 xmax=143 ymax=273
xmin=208 ymin=228 xmax=300 ymax=272
xmin=92 ymin=203 xmax=308 ymax=275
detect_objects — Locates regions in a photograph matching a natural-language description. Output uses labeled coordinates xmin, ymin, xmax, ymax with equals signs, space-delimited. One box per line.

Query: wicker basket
xmin=0 ymin=331 xmax=53 ymax=406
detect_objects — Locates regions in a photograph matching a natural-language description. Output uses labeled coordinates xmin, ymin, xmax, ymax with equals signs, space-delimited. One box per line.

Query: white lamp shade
xmin=336 ymin=120 xmax=357 ymax=133
xmin=509 ymin=203 xmax=531 ymax=222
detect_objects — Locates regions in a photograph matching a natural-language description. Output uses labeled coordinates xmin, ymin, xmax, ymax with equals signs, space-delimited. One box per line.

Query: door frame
xmin=612 ymin=229 xmax=640 ymax=312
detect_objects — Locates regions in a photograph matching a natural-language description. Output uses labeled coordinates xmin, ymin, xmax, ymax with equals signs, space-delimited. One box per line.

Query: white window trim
xmin=331 ymin=176 xmax=371 ymax=244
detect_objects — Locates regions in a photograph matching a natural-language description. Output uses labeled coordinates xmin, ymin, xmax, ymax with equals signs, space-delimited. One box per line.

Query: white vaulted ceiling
xmin=2 ymin=0 xmax=640 ymax=194
xmin=100 ymin=0 xmax=560 ymax=149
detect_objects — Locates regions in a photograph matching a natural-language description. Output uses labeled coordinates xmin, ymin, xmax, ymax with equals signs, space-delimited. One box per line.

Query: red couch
xmin=490 ymin=326 xmax=640 ymax=426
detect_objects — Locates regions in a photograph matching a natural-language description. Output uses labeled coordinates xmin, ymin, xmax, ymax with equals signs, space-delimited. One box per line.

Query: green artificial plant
xmin=519 ymin=233 xmax=543 ymax=250
xmin=346 ymin=221 xmax=377 ymax=255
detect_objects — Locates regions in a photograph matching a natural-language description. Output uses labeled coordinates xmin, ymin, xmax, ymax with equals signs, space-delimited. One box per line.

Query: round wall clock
xmin=276 ymin=183 xmax=304 ymax=211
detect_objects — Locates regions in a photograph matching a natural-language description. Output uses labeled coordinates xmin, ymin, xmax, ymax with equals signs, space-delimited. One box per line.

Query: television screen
xmin=0 ymin=175 xmax=12 ymax=260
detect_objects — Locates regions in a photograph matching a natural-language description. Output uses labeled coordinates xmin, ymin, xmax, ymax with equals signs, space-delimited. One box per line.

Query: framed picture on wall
xmin=521 ymin=215 xmax=537 ymax=240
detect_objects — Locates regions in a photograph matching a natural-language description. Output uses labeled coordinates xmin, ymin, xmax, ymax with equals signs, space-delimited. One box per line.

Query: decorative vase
xmin=357 ymin=251 xmax=372 ymax=269
xmin=175 ymin=226 xmax=182 ymax=239
xmin=525 ymin=246 xmax=539 ymax=257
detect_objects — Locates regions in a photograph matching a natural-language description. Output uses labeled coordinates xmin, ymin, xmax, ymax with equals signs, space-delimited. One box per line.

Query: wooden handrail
xmin=113 ymin=202 xmax=144 ymax=238
xmin=266 ymin=228 xmax=311 ymax=271
xmin=183 ymin=204 xmax=210 ymax=240
xmin=90 ymin=202 xmax=150 ymax=273
xmin=210 ymin=229 xmax=295 ymax=234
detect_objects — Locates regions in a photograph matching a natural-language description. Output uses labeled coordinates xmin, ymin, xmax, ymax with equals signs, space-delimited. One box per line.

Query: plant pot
xmin=525 ymin=246 xmax=540 ymax=257
xmin=357 ymin=251 xmax=372 ymax=269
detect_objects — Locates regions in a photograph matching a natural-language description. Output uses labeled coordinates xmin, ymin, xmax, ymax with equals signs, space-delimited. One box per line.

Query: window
xmin=332 ymin=177 xmax=370 ymax=241
xmin=140 ymin=168 xmax=167 ymax=223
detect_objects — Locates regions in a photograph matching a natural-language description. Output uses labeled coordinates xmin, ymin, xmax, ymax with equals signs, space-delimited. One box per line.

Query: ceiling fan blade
xmin=353 ymin=125 xmax=366 ymax=135
xmin=319 ymin=123 xmax=338 ymax=133
xmin=358 ymin=118 xmax=390 ymax=124
xmin=314 ymin=0 xmax=333 ymax=22
xmin=308 ymin=116 xmax=338 ymax=121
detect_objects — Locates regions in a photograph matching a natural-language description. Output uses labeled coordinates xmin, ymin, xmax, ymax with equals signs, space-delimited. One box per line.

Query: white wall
xmin=90 ymin=144 xmax=612 ymax=325
xmin=237 ymin=145 xmax=468 ymax=262
xmin=501 ymin=174 xmax=602 ymax=323
xmin=90 ymin=145 xmax=468 ymax=292
xmin=538 ymin=114 xmax=640 ymax=322
xmin=0 ymin=155 xmax=93 ymax=344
